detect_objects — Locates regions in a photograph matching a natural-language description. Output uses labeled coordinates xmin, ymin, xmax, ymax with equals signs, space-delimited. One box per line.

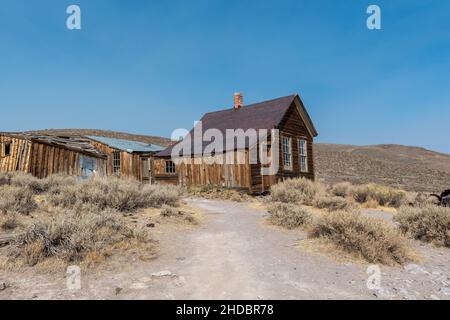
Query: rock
xmin=146 ymin=223 xmax=155 ymax=228
xmin=151 ymin=270 xmax=175 ymax=277
xmin=439 ymin=287 xmax=450 ymax=296
xmin=115 ymin=287 xmax=122 ymax=295
xmin=404 ymin=264 xmax=429 ymax=275
xmin=0 ymin=282 xmax=9 ymax=291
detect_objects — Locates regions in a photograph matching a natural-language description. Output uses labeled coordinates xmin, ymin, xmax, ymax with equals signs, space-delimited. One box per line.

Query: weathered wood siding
xmin=276 ymin=102 xmax=315 ymax=181
xmin=0 ymin=134 xmax=106 ymax=178
xmin=0 ymin=135 xmax=32 ymax=173
xmin=154 ymin=150 xmax=252 ymax=189
xmin=28 ymin=142 xmax=106 ymax=178
xmin=88 ymin=140 xmax=152 ymax=181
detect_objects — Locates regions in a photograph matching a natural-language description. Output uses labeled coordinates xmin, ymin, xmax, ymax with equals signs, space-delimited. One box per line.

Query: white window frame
xmin=298 ymin=139 xmax=308 ymax=173
xmin=282 ymin=136 xmax=292 ymax=170
xmin=112 ymin=151 xmax=121 ymax=176
xmin=165 ymin=160 xmax=176 ymax=174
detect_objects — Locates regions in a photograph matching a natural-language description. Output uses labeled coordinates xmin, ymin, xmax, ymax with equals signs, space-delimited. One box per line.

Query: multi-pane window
xmin=112 ymin=151 xmax=121 ymax=176
xmin=299 ymin=139 xmax=308 ymax=173
xmin=282 ymin=136 xmax=292 ymax=170
xmin=165 ymin=160 xmax=176 ymax=174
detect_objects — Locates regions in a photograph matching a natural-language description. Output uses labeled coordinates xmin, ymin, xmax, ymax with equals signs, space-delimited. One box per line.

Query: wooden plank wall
xmin=276 ymin=102 xmax=315 ymax=181
xmin=153 ymin=150 xmax=252 ymax=189
xmin=88 ymin=140 xmax=148 ymax=181
xmin=1 ymin=135 xmax=107 ymax=178
xmin=0 ymin=135 xmax=32 ymax=174
xmin=29 ymin=142 xmax=107 ymax=178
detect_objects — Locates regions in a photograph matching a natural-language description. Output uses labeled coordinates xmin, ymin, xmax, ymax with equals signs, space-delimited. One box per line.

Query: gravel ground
xmin=0 ymin=198 xmax=449 ymax=300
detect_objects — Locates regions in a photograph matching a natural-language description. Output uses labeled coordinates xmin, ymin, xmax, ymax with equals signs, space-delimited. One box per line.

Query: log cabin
xmin=84 ymin=136 xmax=165 ymax=183
xmin=154 ymin=93 xmax=318 ymax=193
xmin=0 ymin=133 xmax=107 ymax=178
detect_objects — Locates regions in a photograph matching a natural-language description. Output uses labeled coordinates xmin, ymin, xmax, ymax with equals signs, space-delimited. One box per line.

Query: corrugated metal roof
xmin=86 ymin=135 xmax=165 ymax=153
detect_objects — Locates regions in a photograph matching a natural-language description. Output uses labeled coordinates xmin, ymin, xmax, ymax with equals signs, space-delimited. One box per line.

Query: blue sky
xmin=1 ymin=0 xmax=449 ymax=153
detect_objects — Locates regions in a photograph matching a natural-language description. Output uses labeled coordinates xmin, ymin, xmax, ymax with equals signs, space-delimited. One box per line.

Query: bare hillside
xmin=315 ymin=144 xmax=450 ymax=192
xmin=27 ymin=129 xmax=173 ymax=147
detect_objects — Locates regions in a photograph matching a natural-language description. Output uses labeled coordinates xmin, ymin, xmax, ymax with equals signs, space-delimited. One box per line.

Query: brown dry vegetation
xmin=0 ymin=173 xmax=184 ymax=270
xmin=310 ymin=211 xmax=412 ymax=265
xmin=315 ymin=144 xmax=450 ymax=193
xmin=395 ymin=206 xmax=450 ymax=248
xmin=267 ymin=202 xmax=312 ymax=229
xmin=266 ymin=178 xmax=417 ymax=265
xmin=185 ymin=185 xmax=250 ymax=202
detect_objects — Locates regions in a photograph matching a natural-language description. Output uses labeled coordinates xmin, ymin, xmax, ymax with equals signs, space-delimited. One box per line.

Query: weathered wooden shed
xmin=0 ymin=133 xmax=107 ymax=178
xmin=154 ymin=94 xmax=318 ymax=193
xmin=85 ymin=136 xmax=165 ymax=182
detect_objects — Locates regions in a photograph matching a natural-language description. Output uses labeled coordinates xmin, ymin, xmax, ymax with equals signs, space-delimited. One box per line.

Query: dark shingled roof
xmin=157 ymin=94 xmax=317 ymax=157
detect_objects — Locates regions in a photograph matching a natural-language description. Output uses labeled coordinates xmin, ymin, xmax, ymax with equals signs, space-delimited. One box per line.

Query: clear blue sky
xmin=1 ymin=0 xmax=449 ymax=153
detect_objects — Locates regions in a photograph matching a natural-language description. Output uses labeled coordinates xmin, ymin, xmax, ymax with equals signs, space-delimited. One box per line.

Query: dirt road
xmin=1 ymin=199 xmax=449 ymax=300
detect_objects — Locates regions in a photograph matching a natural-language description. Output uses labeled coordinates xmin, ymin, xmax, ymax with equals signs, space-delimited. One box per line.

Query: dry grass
xmin=394 ymin=206 xmax=450 ymax=247
xmin=270 ymin=178 xmax=326 ymax=205
xmin=351 ymin=184 xmax=407 ymax=208
xmin=0 ymin=213 xmax=21 ymax=232
xmin=4 ymin=209 xmax=154 ymax=269
xmin=310 ymin=210 xmax=412 ymax=265
xmin=330 ymin=182 xmax=353 ymax=198
xmin=0 ymin=185 xmax=37 ymax=214
xmin=47 ymin=176 xmax=180 ymax=212
xmin=186 ymin=185 xmax=250 ymax=202
xmin=312 ymin=196 xmax=357 ymax=212
xmin=267 ymin=202 xmax=312 ymax=229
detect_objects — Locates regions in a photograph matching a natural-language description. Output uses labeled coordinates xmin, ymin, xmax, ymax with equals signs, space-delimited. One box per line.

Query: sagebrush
xmin=7 ymin=209 xmax=151 ymax=268
xmin=394 ymin=206 xmax=450 ymax=247
xmin=267 ymin=202 xmax=312 ymax=229
xmin=310 ymin=210 xmax=411 ymax=265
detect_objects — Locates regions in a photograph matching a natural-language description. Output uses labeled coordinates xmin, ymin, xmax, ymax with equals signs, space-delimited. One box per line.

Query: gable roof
xmin=157 ymin=94 xmax=317 ymax=157
xmin=86 ymin=135 xmax=165 ymax=153
xmin=0 ymin=132 xmax=106 ymax=159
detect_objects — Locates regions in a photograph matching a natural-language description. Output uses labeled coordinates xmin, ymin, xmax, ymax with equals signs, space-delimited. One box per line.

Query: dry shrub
xmin=47 ymin=177 xmax=180 ymax=212
xmin=160 ymin=204 xmax=180 ymax=217
xmin=330 ymin=182 xmax=353 ymax=198
xmin=270 ymin=178 xmax=325 ymax=205
xmin=313 ymin=196 xmax=356 ymax=211
xmin=187 ymin=185 xmax=249 ymax=202
xmin=160 ymin=204 xmax=198 ymax=224
xmin=310 ymin=210 xmax=410 ymax=265
xmin=267 ymin=202 xmax=312 ymax=229
xmin=352 ymin=184 xmax=406 ymax=208
xmin=361 ymin=198 xmax=379 ymax=209
xmin=0 ymin=185 xmax=37 ymax=214
xmin=8 ymin=209 xmax=150 ymax=267
xmin=0 ymin=213 xmax=20 ymax=231
xmin=394 ymin=206 xmax=450 ymax=247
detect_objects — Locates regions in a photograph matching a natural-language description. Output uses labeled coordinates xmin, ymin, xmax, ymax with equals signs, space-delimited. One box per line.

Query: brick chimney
xmin=234 ymin=92 xmax=243 ymax=109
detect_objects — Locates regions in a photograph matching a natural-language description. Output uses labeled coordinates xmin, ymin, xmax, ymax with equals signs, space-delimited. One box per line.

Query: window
xmin=5 ymin=143 xmax=11 ymax=156
xmin=1 ymin=143 xmax=11 ymax=157
xmin=112 ymin=151 xmax=121 ymax=176
xmin=282 ymin=136 xmax=292 ymax=170
xmin=299 ymin=139 xmax=308 ymax=173
xmin=165 ymin=160 xmax=176 ymax=174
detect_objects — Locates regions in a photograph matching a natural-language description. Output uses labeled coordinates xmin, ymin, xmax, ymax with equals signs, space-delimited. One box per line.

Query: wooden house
xmin=0 ymin=133 xmax=107 ymax=178
xmin=85 ymin=136 xmax=165 ymax=183
xmin=154 ymin=93 xmax=318 ymax=193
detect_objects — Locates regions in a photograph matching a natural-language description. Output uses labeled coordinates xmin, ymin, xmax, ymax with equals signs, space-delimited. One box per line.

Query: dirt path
xmin=1 ymin=199 xmax=449 ymax=300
